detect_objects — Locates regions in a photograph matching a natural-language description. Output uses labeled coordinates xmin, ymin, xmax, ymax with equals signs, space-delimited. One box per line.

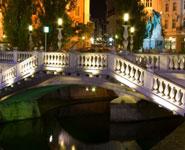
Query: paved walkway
xmin=152 ymin=119 xmax=185 ymax=150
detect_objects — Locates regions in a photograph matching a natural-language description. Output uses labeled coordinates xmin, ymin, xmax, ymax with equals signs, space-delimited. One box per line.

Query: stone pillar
xmin=13 ymin=47 xmax=18 ymax=63
xmin=69 ymin=52 xmax=77 ymax=68
xmin=38 ymin=51 xmax=44 ymax=66
xmin=159 ymin=54 xmax=169 ymax=71
xmin=107 ymin=53 xmax=116 ymax=72
xmin=144 ymin=70 xmax=154 ymax=90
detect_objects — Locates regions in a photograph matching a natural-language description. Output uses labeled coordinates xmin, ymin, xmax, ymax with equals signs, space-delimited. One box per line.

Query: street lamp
xmin=28 ymin=25 xmax=33 ymax=51
xmin=57 ymin=18 xmax=63 ymax=51
xmin=130 ymin=27 xmax=135 ymax=52
xmin=44 ymin=26 xmax=49 ymax=52
xmin=123 ymin=13 xmax=130 ymax=51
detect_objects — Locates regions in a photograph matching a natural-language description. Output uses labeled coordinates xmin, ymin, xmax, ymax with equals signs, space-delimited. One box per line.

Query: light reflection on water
xmin=0 ymin=114 xmax=184 ymax=150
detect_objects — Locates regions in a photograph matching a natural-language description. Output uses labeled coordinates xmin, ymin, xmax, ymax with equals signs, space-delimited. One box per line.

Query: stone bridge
xmin=0 ymin=50 xmax=185 ymax=116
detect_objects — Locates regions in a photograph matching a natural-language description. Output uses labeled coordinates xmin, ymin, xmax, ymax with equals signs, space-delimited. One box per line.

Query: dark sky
xmin=90 ymin=0 xmax=106 ymax=19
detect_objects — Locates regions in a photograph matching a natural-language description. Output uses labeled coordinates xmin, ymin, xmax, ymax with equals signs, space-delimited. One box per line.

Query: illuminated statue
xmin=145 ymin=20 xmax=152 ymax=39
xmin=151 ymin=9 xmax=162 ymax=39
xmin=143 ymin=9 xmax=164 ymax=52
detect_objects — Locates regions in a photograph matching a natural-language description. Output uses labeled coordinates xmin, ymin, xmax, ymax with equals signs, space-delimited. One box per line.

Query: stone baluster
xmin=125 ymin=64 xmax=130 ymax=76
xmin=139 ymin=71 xmax=144 ymax=85
xmin=146 ymin=56 xmax=150 ymax=68
xmin=134 ymin=69 xmax=139 ymax=82
xmin=121 ymin=61 xmax=125 ymax=74
xmin=158 ymin=80 xmax=164 ymax=95
xmin=130 ymin=66 xmax=134 ymax=80
xmin=174 ymin=57 xmax=179 ymax=70
xmin=170 ymin=87 xmax=176 ymax=102
xmin=176 ymin=89 xmax=182 ymax=105
xmin=180 ymin=57 xmax=184 ymax=70
xmin=164 ymin=83 xmax=169 ymax=98
xmin=117 ymin=60 xmax=121 ymax=72
xmin=153 ymin=78 xmax=158 ymax=92
xmin=169 ymin=56 xmax=174 ymax=70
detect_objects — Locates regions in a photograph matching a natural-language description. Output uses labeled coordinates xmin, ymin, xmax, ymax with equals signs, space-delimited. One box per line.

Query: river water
xmin=0 ymin=107 xmax=184 ymax=150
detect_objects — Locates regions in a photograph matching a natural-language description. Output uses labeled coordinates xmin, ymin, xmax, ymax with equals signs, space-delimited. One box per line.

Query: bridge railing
xmin=75 ymin=53 xmax=108 ymax=69
xmin=0 ymin=51 xmax=35 ymax=63
xmin=127 ymin=53 xmax=185 ymax=72
xmin=0 ymin=55 xmax=38 ymax=88
xmin=114 ymin=54 xmax=185 ymax=114
xmin=0 ymin=51 xmax=185 ymax=115
xmin=0 ymin=51 xmax=14 ymax=62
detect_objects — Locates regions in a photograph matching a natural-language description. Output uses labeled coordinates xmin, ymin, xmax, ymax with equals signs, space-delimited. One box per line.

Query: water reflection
xmin=0 ymin=113 xmax=184 ymax=150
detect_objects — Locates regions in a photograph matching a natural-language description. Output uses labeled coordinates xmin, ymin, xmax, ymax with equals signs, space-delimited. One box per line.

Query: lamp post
xmin=44 ymin=26 xmax=49 ymax=52
xmin=122 ymin=13 xmax=130 ymax=50
xmin=130 ymin=27 xmax=135 ymax=52
xmin=28 ymin=25 xmax=33 ymax=51
xmin=57 ymin=18 xmax=63 ymax=51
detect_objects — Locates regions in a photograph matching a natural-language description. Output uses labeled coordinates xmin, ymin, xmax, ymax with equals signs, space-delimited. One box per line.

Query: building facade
xmin=142 ymin=0 xmax=185 ymax=52
xmin=69 ymin=0 xmax=90 ymax=25
xmin=0 ymin=0 xmax=90 ymax=41
xmin=106 ymin=0 xmax=185 ymax=52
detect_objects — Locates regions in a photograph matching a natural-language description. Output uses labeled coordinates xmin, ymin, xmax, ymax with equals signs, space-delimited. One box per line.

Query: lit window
xmin=165 ymin=20 xmax=168 ymax=29
xmin=173 ymin=2 xmax=176 ymax=11
xmin=172 ymin=19 xmax=176 ymax=28
xmin=165 ymin=3 xmax=169 ymax=12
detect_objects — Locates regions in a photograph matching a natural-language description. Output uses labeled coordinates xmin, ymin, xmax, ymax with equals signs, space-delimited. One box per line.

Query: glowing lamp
xmin=44 ymin=26 xmax=49 ymax=33
xmin=29 ymin=25 xmax=33 ymax=32
xmin=124 ymin=13 xmax=129 ymax=22
xmin=130 ymin=27 xmax=135 ymax=33
xmin=58 ymin=18 xmax=63 ymax=26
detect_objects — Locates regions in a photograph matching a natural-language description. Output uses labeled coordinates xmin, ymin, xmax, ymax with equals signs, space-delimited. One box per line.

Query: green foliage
xmin=1 ymin=0 xmax=34 ymax=51
xmin=75 ymin=22 xmax=95 ymax=38
xmin=114 ymin=0 xmax=147 ymax=51
xmin=34 ymin=0 xmax=76 ymax=51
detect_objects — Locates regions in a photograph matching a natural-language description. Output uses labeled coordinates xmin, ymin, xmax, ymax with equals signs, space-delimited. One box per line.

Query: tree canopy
xmin=34 ymin=0 xmax=77 ymax=51
xmin=1 ymin=0 xmax=77 ymax=51
xmin=1 ymin=0 xmax=34 ymax=51
xmin=114 ymin=0 xmax=147 ymax=51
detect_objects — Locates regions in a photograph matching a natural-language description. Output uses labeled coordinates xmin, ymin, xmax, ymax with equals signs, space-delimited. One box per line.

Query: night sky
xmin=90 ymin=0 xmax=106 ymax=19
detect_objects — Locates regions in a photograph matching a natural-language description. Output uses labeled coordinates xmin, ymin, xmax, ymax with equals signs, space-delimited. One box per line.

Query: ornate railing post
xmin=13 ymin=47 xmax=18 ymax=63
xmin=108 ymin=53 xmax=116 ymax=72
xmin=144 ymin=70 xmax=154 ymax=90
xmin=160 ymin=54 xmax=169 ymax=71
xmin=38 ymin=51 xmax=44 ymax=67
xmin=70 ymin=47 xmax=77 ymax=68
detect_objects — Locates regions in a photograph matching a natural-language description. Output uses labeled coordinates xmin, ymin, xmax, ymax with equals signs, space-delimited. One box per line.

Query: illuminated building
xmin=141 ymin=0 xmax=185 ymax=52
xmin=0 ymin=0 xmax=90 ymax=44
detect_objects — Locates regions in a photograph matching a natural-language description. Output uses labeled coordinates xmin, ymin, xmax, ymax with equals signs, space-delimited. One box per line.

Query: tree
xmin=34 ymin=0 xmax=77 ymax=51
xmin=114 ymin=0 xmax=147 ymax=51
xmin=1 ymin=0 xmax=34 ymax=51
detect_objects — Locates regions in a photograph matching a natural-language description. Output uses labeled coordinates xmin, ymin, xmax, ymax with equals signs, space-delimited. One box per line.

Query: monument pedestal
xmin=150 ymin=39 xmax=165 ymax=52
xmin=143 ymin=39 xmax=151 ymax=50
xmin=143 ymin=38 xmax=165 ymax=52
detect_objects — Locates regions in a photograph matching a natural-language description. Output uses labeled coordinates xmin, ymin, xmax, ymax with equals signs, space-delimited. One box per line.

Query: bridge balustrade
xmin=76 ymin=53 xmax=108 ymax=69
xmin=128 ymin=53 xmax=185 ymax=71
xmin=0 ymin=51 xmax=14 ymax=62
xmin=0 ymin=51 xmax=185 ymax=115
